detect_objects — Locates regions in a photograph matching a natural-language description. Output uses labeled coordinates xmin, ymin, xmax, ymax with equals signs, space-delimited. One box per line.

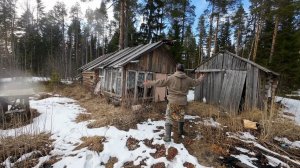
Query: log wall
xmin=82 ymin=70 xmax=99 ymax=90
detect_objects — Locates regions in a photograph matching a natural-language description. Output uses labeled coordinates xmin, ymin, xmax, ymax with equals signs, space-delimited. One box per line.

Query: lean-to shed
xmin=194 ymin=51 xmax=279 ymax=113
xmin=79 ymin=40 xmax=176 ymax=105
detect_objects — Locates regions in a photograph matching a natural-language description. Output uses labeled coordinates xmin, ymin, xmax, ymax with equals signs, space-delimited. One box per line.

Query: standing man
xmin=144 ymin=64 xmax=205 ymax=142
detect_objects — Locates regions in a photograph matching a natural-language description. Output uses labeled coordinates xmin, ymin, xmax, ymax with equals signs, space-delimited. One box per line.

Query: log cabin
xmin=79 ymin=40 xmax=176 ymax=105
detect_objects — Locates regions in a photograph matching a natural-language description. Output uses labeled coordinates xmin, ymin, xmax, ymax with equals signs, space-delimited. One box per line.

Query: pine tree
xmin=95 ymin=1 xmax=108 ymax=55
xmin=52 ymin=1 xmax=67 ymax=77
xmin=139 ymin=0 xmax=165 ymax=43
xmin=197 ymin=14 xmax=207 ymax=63
xmin=183 ymin=25 xmax=197 ymax=68
xmin=0 ymin=0 xmax=17 ymax=70
xmin=218 ymin=17 xmax=232 ymax=52
xmin=68 ymin=3 xmax=82 ymax=76
xmin=232 ymin=3 xmax=246 ymax=55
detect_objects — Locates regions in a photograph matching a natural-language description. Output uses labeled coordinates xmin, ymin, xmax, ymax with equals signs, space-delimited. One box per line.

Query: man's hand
xmin=143 ymin=80 xmax=150 ymax=86
xmin=198 ymin=73 xmax=206 ymax=81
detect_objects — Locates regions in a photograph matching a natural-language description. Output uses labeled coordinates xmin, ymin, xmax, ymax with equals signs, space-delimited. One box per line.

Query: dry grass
xmin=0 ymin=108 xmax=40 ymax=130
xmin=74 ymin=136 xmax=106 ymax=153
xmin=0 ymin=133 xmax=53 ymax=167
xmin=50 ymin=84 xmax=165 ymax=131
xmin=105 ymin=157 xmax=118 ymax=168
xmin=185 ymin=101 xmax=300 ymax=166
xmin=42 ymin=83 xmax=300 ymax=166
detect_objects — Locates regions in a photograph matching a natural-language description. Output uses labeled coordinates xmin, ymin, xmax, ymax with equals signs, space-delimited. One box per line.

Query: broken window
xmin=127 ymin=71 xmax=136 ymax=97
xmin=116 ymin=71 xmax=122 ymax=95
xmin=99 ymin=69 xmax=105 ymax=90
xmin=145 ymin=73 xmax=153 ymax=97
xmin=137 ymin=72 xmax=145 ymax=99
xmin=111 ymin=70 xmax=116 ymax=93
xmin=105 ymin=69 xmax=111 ymax=91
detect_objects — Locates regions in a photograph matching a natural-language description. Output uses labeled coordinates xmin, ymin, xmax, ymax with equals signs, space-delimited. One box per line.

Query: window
xmin=116 ymin=71 xmax=122 ymax=95
xmin=99 ymin=69 xmax=105 ymax=90
xmin=111 ymin=70 xmax=116 ymax=93
xmin=137 ymin=72 xmax=145 ymax=98
xmin=145 ymin=73 xmax=153 ymax=97
xmin=127 ymin=71 xmax=136 ymax=96
xmin=105 ymin=69 xmax=111 ymax=91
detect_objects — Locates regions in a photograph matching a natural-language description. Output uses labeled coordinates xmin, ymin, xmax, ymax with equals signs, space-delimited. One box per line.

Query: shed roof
xmin=80 ymin=41 xmax=169 ymax=71
xmin=196 ymin=51 xmax=279 ymax=76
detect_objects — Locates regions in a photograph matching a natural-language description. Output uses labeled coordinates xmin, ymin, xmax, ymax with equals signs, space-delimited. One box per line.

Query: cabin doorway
xmin=219 ymin=70 xmax=247 ymax=113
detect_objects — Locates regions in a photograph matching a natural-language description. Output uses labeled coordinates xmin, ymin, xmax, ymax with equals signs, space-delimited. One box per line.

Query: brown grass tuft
xmin=47 ymin=84 xmax=166 ymax=131
xmin=0 ymin=133 xmax=53 ymax=167
xmin=105 ymin=157 xmax=118 ymax=168
xmin=76 ymin=113 xmax=92 ymax=122
xmin=74 ymin=136 xmax=106 ymax=153
xmin=0 ymin=108 xmax=40 ymax=130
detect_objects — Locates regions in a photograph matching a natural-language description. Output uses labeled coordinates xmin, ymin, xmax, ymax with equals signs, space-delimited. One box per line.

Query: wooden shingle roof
xmin=79 ymin=41 xmax=170 ymax=71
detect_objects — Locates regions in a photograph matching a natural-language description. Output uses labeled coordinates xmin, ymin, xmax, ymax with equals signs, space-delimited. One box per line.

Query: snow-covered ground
xmin=187 ymin=90 xmax=195 ymax=102
xmin=1 ymin=97 xmax=207 ymax=168
xmin=0 ymin=77 xmax=50 ymax=83
xmin=275 ymin=96 xmax=300 ymax=125
xmin=1 ymin=89 xmax=300 ymax=168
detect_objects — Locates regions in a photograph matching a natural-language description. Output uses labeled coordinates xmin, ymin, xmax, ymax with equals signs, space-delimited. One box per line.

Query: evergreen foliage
xmin=0 ymin=0 xmax=299 ymax=90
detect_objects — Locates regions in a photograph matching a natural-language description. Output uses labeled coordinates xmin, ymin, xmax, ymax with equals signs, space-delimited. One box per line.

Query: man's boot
xmin=163 ymin=123 xmax=172 ymax=142
xmin=178 ymin=122 xmax=184 ymax=137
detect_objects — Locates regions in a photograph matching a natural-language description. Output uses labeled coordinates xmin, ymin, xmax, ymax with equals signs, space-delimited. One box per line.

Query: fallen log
xmin=228 ymin=136 xmax=300 ymax=167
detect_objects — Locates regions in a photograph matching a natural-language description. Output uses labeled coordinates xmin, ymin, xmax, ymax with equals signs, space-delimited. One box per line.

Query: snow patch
xmin=265 ymin=155 xmax=290 ymax=168
xmin=231 ymin=154 xmax=258 ymax=168
xmin=275 ymin=96 xmax=300 ymax=125
xmin=0 ymin=97 xmax=207 ymax=168
xmin=187 ymin=90 xmax=195 ymax=102
xmin=274 ymin=137 xmax=300 ymax=149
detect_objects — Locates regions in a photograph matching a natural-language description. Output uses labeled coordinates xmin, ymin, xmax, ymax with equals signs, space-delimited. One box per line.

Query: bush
xmin=49 ymin=71 xmax=60 ymax=90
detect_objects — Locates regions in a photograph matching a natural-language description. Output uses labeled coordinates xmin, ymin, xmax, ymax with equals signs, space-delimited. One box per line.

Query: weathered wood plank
xmin=252 ymin=67 xmax=259 ymax=108
xmin=220 ymin=70 xmax=247 ymax=113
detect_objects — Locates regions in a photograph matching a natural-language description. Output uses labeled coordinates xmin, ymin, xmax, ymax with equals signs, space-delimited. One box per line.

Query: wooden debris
xmin=243 ymin=119 xmax=258 ymax=130
xmin=132 ymin=104 xmax=142 ymax=111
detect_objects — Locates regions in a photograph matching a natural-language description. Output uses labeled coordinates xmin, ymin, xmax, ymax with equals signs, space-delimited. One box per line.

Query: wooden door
xmin=219 ymin=70 xmax=247 ymax=113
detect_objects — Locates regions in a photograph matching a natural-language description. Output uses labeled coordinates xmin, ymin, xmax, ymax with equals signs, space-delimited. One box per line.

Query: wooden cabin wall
xmin=124 ymin=46 xmax=175 ymax=74
xmin=82 ymin=71 xmax=96 ymax=89
xmin=244 ymin=65 xmax=269 ymax=111
xmin=197 ymin=53 xmax=247 ymax=71
xmin=122 ymin=46 xmax=176 ymax=104
xmin=195 ymin=53 xmax=273 ymax=113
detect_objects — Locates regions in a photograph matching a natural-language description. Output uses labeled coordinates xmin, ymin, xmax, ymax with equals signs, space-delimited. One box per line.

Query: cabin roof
xmin=196 ymin=51 xmax=279 ymax=76
xmin=79 ymin=40 xmax=170 ymax=71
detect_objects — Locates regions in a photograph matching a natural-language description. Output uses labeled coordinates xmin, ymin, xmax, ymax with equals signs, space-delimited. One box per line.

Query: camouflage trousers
xmin=165 ymin=103 xmax=186 ymax=125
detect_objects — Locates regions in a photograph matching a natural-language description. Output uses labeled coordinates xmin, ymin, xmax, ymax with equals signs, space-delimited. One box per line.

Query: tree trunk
xmin=90 ymin=34 xmax=92 ymax=60
xmin=236 ymin=28 xmax=241 ymax=55
xmin=248 ymin=15 xmax=257 ymax=60
xmin=269 ymin=15 xmax=278 ymax=64
xmin=63 ymin=17 xmax=67 ymax=78
xmin=213 ymin=14 xmax=220 ymax=54
xmin=124 ymin=0 xmax=128 ymax=47
xmin=119 ymin=0 xmax=125 ymax=50
xmin=252 ymin=18 xmax=262 ymax=62
xmin=207 ymin=2 xmax=215 ymax=57
xmin=86 ymin=36 xmax=88 ymax=64
xmin=181 ymin=0 xmax=187 ymax=45
xmin=11 ymin=1 xmax=16 ymax=69
xmin=199 ymin=44 xmax=202 ymax=65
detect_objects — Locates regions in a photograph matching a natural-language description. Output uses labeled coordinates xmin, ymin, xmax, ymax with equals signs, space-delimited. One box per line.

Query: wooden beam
xmin=195 ymin=69 xmax=226 ymax=73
